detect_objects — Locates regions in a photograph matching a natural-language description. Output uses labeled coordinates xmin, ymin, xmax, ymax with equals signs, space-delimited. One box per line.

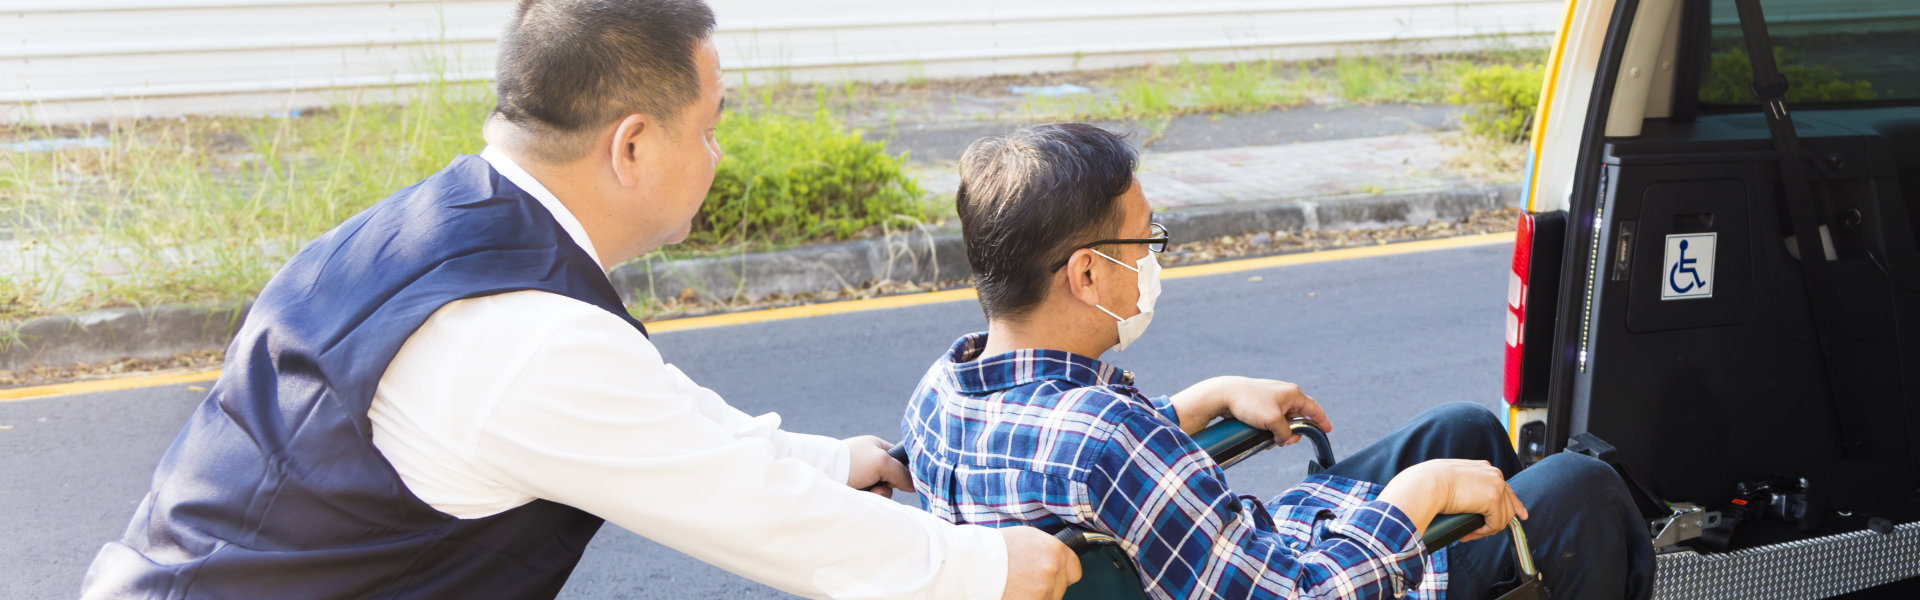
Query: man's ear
xmin=608 ymin=114 xmax=648 ymax=188
xmin=1062 ymin=249 xmax=1105 ymax=308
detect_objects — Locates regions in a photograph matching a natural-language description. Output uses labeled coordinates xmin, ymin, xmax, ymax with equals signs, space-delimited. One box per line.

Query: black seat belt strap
xmin=1731 ymin=0 xmax=1869 ymax=457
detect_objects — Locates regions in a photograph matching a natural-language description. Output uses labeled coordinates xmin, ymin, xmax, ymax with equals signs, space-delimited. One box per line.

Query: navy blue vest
xmin=83 ymin=156 xmax=646 ymax=599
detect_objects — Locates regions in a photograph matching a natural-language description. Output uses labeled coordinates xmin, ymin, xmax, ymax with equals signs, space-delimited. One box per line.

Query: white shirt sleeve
xmin=369 ymin=291 xmax=1007 ymax=600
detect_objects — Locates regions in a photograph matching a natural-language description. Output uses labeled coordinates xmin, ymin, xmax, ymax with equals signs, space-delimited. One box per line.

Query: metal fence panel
xmin=3 ymin=0 xmax=1563 ymax=124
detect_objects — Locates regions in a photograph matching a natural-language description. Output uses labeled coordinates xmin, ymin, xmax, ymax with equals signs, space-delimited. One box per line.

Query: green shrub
xmin=696 ymin=108 xmax=928 ymax=245
xmin=1697 ymin=47 xmax=1875 ymax=105
xmin=1450 ymin=64 xmax=1544 ymax=143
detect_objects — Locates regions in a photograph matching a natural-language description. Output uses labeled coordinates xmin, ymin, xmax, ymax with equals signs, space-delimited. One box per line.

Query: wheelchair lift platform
xmin=1652 ymin=520 xmax=1920 ymax=599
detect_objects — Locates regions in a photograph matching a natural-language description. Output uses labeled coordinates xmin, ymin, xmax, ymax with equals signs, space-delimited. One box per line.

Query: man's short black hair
xmin=493 ymin=0 xmax=717 ymax=162
xmin=956 ymin=123 xmax=1138 ymax=321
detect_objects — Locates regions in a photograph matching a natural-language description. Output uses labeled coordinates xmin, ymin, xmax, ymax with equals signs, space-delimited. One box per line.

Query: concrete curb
xmin=1 ymin=302 xmax=249 ymax=373
xmin=606 ymin=182 xmax=1521 ymax=305
xmin=0 ymin=182 xmax=1520 ymax=373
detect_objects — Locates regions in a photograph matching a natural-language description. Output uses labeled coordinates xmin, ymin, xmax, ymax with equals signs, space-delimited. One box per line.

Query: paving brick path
xmin=912 ymin=132 xmax=1472 ymax=210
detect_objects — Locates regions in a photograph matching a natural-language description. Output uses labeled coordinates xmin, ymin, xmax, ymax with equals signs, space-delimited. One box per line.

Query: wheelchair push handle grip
xmin=1053 ymin=527 xmax=1125 ymax=553
xmin=887 ymin=442 xmax=911 ymax=467
xmin=1054 ymin=527 xmax=1091 ymax=552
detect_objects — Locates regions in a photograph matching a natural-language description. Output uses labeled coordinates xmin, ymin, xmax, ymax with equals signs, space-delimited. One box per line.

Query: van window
xmin=1697 ymin=0 xmax=1920 ymax=106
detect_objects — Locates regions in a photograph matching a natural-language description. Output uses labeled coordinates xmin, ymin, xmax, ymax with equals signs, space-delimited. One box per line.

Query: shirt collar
xmin=944 ymin=332 xmax=1135 ymax=394
xmin=480 ymin=146 xmax=604 ymax=270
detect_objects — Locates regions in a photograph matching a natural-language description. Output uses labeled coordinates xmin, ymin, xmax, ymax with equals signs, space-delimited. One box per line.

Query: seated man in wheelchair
xmin=898 ymin=123 xmax=1655 ymax=600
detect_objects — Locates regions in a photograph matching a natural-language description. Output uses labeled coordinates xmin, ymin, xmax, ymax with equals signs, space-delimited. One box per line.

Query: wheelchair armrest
xmin=1192 ymin=418 xmax=1335 ymax=471
xmin=1189 ymin=420 xmax=1488 ymax=551
xmin=1423 ymin=513 xmax=1485 ymax=549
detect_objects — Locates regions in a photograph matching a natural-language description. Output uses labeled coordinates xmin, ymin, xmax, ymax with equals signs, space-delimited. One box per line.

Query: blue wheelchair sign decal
xmin=1662 ymin=233 xmax=1716 ymax=300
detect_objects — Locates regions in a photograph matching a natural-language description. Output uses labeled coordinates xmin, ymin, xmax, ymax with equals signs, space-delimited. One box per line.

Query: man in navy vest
xmin=80 ymin=1 xmax=1078 ymax=598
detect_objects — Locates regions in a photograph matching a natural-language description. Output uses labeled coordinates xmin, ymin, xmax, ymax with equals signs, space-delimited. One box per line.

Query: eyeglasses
xmin=1050 ymin=222 xmax=1170 ymax=271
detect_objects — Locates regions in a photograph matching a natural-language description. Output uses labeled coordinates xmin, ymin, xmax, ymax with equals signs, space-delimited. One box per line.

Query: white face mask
xmin=1090 ymin=248 xmax=1161 ymax=352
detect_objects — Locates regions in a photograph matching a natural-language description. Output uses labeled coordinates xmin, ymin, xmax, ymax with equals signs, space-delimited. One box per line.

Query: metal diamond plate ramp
xmin=1653 ymin=521 xmax=1920 ymax=599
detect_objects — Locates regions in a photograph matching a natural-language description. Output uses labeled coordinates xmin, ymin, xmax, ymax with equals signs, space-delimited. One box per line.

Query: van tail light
xmin=1503 ymin=214 xmax=1537 ymax=406
xmin=1503 ymin=211 xmax=1566 ymax=407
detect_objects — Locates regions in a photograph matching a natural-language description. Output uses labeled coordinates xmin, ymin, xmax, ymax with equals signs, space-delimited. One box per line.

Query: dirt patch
xmin=0 ymin=349 xmax=222 ymax=388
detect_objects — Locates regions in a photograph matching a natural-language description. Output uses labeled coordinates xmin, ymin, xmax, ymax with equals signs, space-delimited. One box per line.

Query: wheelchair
xmin=894 ymin=418 xmax=1547 ymax=599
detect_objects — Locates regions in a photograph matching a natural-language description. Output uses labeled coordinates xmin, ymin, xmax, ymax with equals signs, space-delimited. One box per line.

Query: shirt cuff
xmin=1147 ymin=395 xmax=1182 ymax=429
xmin=1327 ymin=500 xmax=1427 ymax=593
xmin=924 ymin=523 xmax=1008 ymax=600
xmin=771 ymin=430 xmax=851 ymax=485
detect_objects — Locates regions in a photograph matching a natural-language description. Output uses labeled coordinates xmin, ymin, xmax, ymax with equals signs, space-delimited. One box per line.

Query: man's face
xmin=1094 ymin=177 xmax=1152 ymax=317
xmin=634 ymin=40 xmax=726 ymax=248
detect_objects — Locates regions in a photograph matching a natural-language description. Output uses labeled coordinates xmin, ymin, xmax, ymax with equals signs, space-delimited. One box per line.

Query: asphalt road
xmin=0 ymin=240 xmax=1511 ymax=599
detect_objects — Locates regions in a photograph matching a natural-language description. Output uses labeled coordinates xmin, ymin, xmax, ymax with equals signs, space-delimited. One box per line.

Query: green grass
xmin=2 ymin=78 xmax=494 ymax=324
xmin=0 ymin=74 xmax=926 ymax=324
xmin=1014 ymin=50 xmax=1541 ymax=127
xmin=1018 ymin=58 xmax=1310 ymax=123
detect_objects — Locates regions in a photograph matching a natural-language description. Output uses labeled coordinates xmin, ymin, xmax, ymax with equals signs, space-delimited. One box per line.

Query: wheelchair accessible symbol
xmin=1662 ymin=233 xmax=1716 ymax=300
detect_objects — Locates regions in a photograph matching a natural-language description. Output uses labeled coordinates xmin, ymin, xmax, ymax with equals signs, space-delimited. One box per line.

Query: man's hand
xmin=843 ymin=436 xmax=913 ymax=498
xmin=1168 ymin=376 xmax=1331 ymax=444
xmin=1377 ymin=459 xmax=1528 ymax=543
xmin=999 ymin=527 xmax=1082 ymax=600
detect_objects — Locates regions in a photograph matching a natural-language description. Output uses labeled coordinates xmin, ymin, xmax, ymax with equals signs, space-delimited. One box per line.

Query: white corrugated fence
xmin=3 ymin=0 xmax=1564 ymax=124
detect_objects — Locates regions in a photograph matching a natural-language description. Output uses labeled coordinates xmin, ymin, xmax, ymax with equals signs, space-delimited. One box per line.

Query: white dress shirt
xmin=365 ymin=147 xmax=1007 ymax=600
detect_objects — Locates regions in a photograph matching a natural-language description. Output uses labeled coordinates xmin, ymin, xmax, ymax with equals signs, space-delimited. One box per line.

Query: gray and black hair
xmin=492 ymin=0 xmax=717 ymax=163
xmin=955 ymin=123 xmax=1138 ymax=321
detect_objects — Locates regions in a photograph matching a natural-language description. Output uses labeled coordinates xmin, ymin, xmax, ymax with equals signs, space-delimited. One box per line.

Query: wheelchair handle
xmin=1053 ymin=527 xmax=1121 ymax=553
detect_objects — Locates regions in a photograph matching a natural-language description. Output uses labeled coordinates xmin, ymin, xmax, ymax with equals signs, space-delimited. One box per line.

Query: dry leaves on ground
xmin=0 ymin=349 xmax=223 ymax=388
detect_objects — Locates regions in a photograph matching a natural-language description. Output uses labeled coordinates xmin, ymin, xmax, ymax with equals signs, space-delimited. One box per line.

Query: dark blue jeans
xmin=1318 ymin=402 xmax=1655 ymax=600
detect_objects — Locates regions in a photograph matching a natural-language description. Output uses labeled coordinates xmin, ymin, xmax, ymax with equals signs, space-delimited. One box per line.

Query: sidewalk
xmin=913 ymin=132 xmax=1462 ymax=212
xmin=2 ymin=128 xmax=1521 ymax=374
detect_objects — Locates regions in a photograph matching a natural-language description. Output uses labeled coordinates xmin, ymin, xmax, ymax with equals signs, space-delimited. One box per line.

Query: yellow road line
xmin=1161 ymin=232 xmax=1511 ymax=280
xmin=1 ymin=368 xmax=221 ymax=402
xmin=648 ymin=288 xmax=982 ymax=333
xmin=655 ymin=232 xmax=1513 ymax=333
xmin=0 ymin=232 xmax=1513 ymax=400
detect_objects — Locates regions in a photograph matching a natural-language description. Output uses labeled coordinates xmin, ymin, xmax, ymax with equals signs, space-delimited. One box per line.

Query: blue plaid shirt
xmin=901 ymin=333 xmax=1445 ymax=599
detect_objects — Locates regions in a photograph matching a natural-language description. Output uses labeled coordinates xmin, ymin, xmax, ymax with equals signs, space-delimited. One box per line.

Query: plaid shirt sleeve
xmin=1145 ymin=395 xmax=1185 ymax=429
xmin=1077 ymin=401 xmax=1429 ymax=600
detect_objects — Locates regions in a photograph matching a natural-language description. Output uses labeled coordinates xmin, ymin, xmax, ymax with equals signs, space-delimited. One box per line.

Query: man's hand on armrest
xmin=1168 ymin=376 xmax=1331 ymax=443
xmin=999 ymin=527 xmax=1081 ymax=600
xmin=1377 ymin=459 xmax=1529 ymax=542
